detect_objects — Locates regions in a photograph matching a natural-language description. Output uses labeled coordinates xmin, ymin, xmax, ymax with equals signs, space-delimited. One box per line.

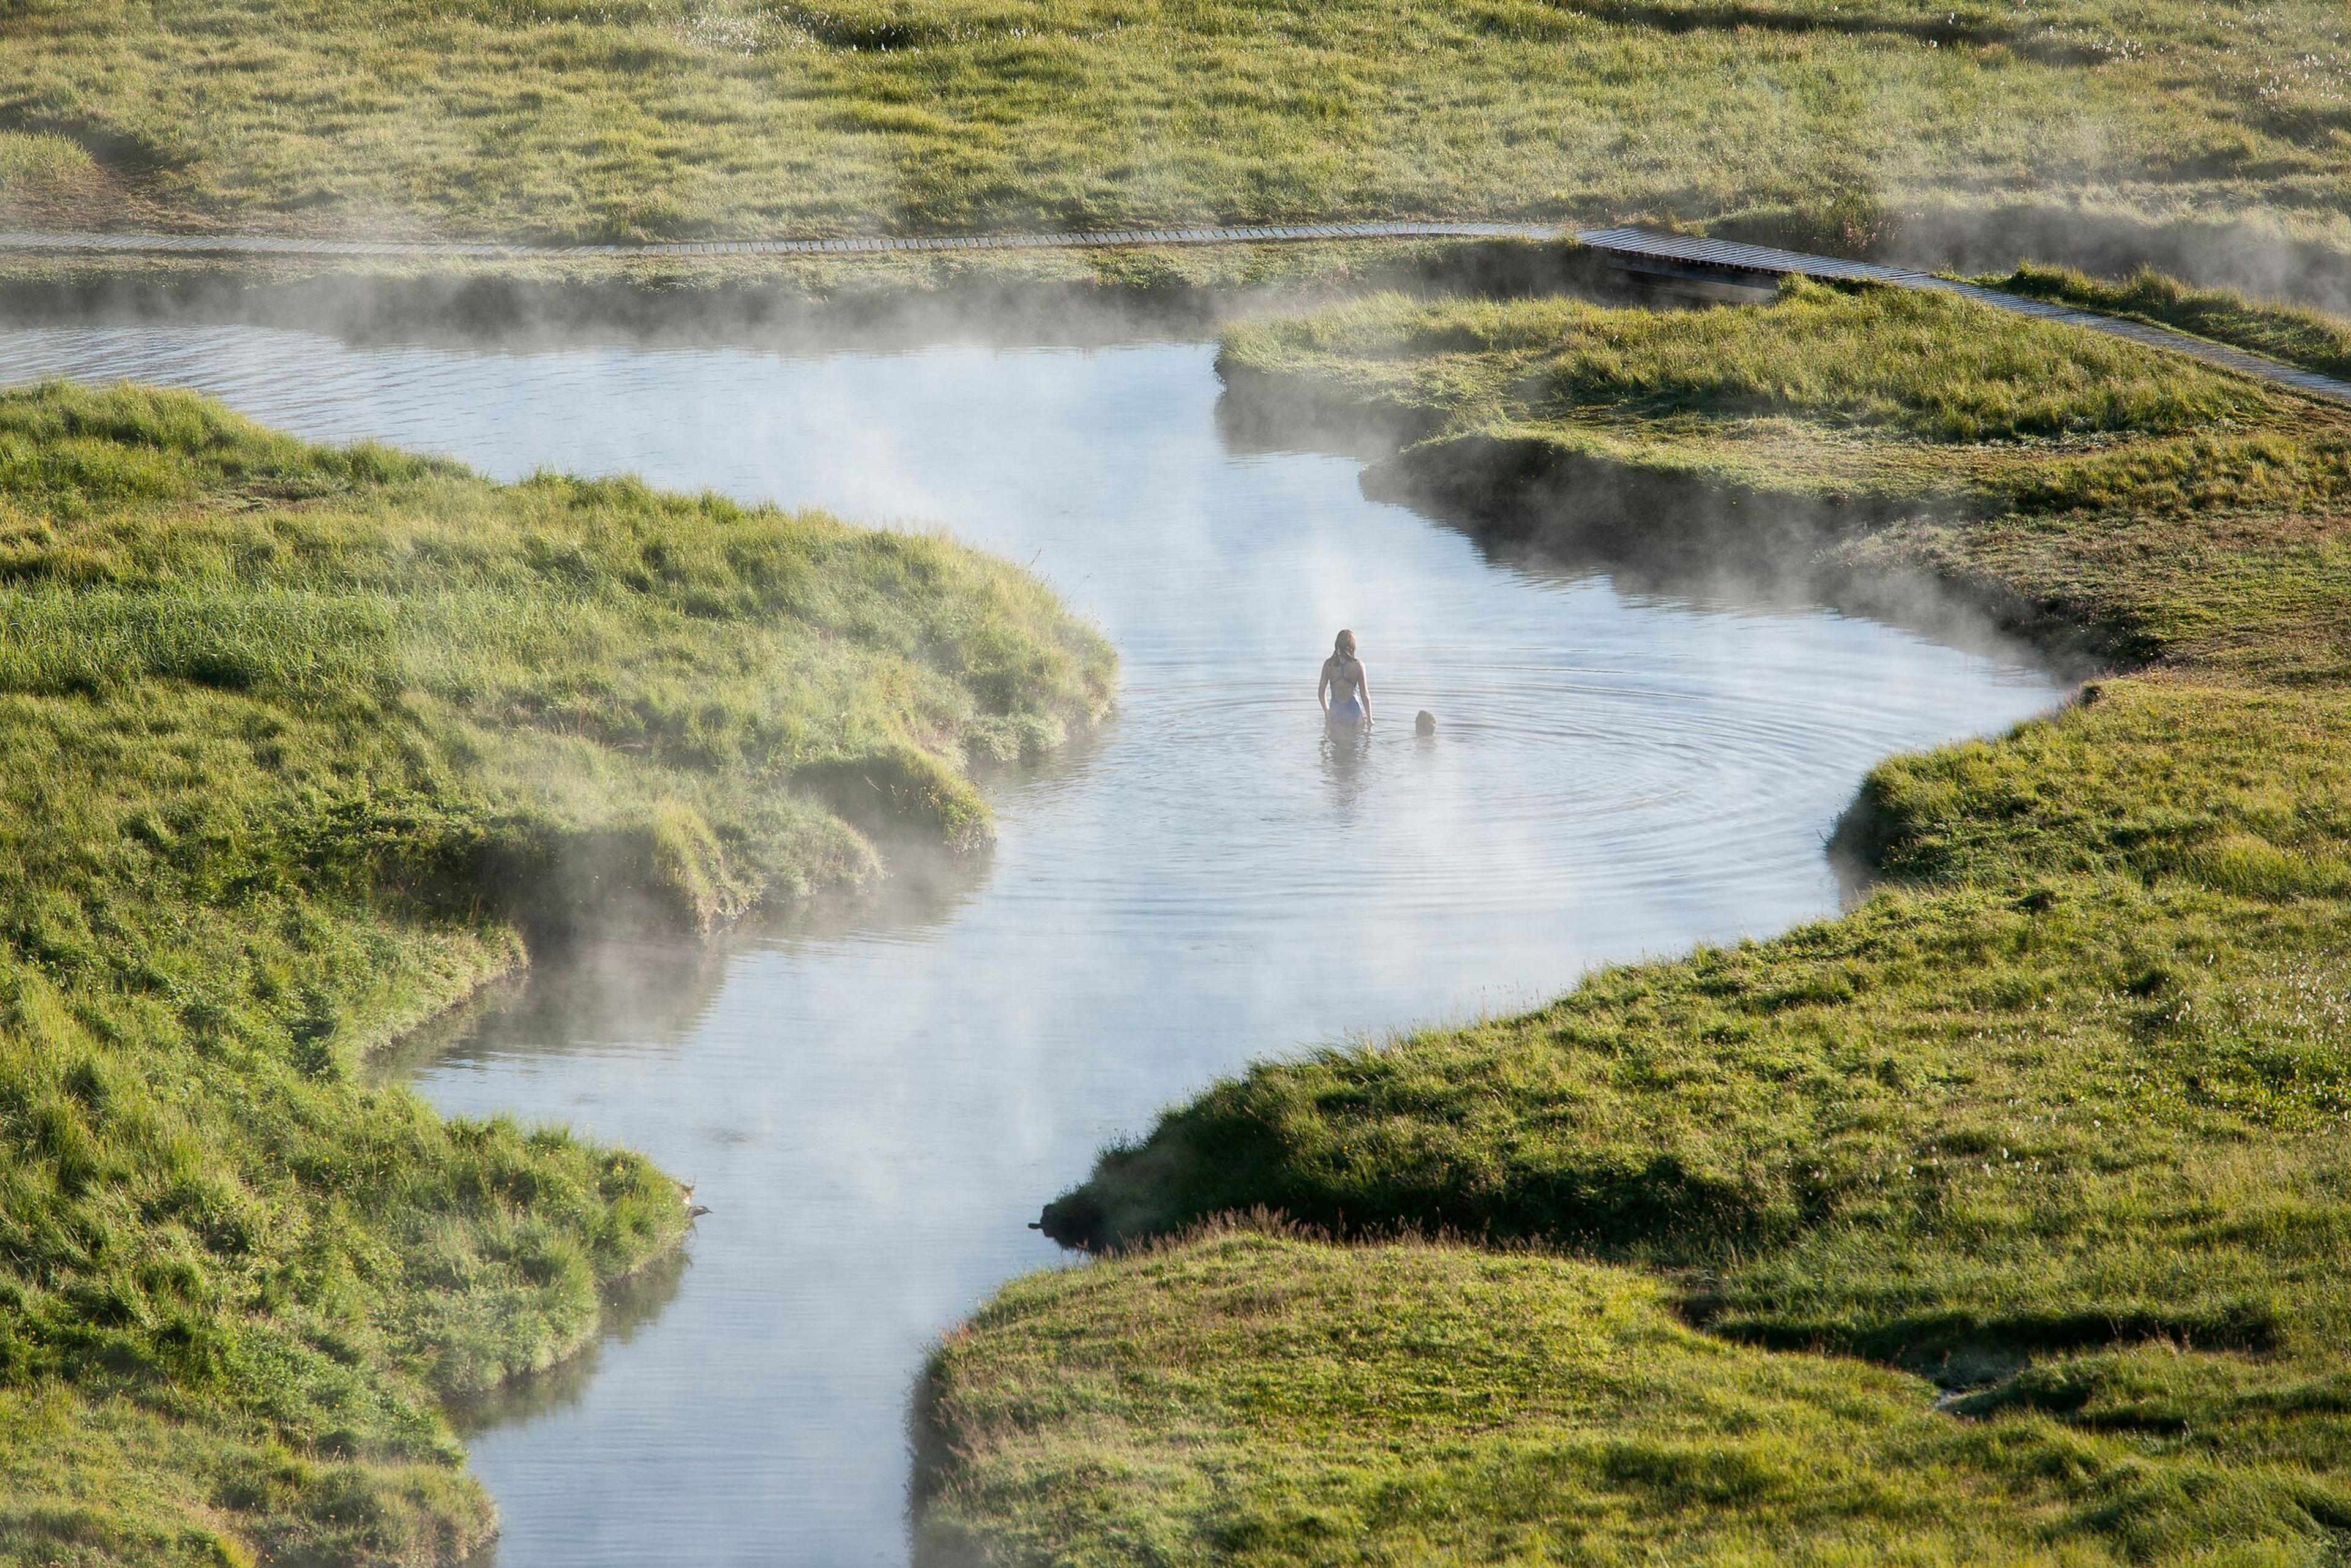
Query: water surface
xmin=0 ymin=324 xmax=2063 ymax=1566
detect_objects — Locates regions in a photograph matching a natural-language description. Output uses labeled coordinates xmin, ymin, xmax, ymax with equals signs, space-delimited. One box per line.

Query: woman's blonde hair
xmin=1333 ymin=629 xmax=1357 ymax=659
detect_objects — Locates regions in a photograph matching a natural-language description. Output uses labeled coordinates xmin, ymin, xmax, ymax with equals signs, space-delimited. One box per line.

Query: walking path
xmin=0 ymin=220 xmax=1554 ymax=261
xmin=7 ymin=221 xmax=2345 ymax=405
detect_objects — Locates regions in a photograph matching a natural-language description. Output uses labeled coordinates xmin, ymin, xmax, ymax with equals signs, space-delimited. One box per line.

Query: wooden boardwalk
xmin=0 ymin=220 xmax=1556 ymax=261
xmin=4 ymin=221 xmax=2344 ymax=405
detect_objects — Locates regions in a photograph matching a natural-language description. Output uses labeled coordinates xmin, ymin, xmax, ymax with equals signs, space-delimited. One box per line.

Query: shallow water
xmin=0 ymin=324 xmax=2063 ymax=1566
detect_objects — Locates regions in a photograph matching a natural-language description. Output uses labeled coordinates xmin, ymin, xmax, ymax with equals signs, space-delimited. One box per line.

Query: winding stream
xmin=0 ymin=321 xmax=2063 ymax=1566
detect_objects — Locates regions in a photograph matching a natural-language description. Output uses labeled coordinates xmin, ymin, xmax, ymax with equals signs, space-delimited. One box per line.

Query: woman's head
xmin=1333 ymin=629 xmax=1357 ymax=659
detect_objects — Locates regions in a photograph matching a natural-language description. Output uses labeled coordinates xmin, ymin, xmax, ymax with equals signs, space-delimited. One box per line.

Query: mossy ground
xmin=921 ymin=285 xmax=2351 ymax=1562
xmin=0 ymin=382 xmax=1111 ymax=1566
xmin=2 ymin=0 xmax=2347 ymax=276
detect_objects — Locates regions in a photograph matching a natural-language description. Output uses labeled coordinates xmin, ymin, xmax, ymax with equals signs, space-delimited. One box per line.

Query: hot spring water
xmin=0 ymin=323 xmax=2064 ymax=1565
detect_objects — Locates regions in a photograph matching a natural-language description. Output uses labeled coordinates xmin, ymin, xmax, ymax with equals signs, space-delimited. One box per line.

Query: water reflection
xmin=1319 ymin=718 xmax=1377 ymax=809
xmin=0 ymin=323 xmax=2065 ymax=1567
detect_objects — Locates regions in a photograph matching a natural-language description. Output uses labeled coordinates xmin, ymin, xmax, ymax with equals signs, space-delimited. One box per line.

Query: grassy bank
xmin=0 ymin=381 xmax=1111 ymax=1566
xmin=0 ymin=239 xmax=1630 ymax=360
xmin=4 ymin=0 xmax=2349 ymax=286
xmin=919 ymin=285 xmax=2351 ymax=1561
xmin=1219 ymin=283 xmax=2333 ymax=509
xmin=1990 ymin=263 xmax=2351 ymax=381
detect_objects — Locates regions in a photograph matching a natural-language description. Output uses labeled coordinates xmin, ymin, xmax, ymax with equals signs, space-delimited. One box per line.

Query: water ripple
xmin=0 ymin=323 xmax=2064 ymax=1568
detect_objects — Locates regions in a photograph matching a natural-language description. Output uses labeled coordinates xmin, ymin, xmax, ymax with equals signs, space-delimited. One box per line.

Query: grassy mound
xmin=923 ymin=1227 xmax=2351 ymax=1566
xmin=0 ymin=381 xmax=1111 ymax=1566
xmin=2 ymin=0 xmax=2347 ymax=271
xmin=923 ymin=287 xmax=2351 ymax=1561
xmin=1224 ymin=282 xmax=2351 ymax=666
xmin=1219 ymin=283 xmax=2342 ymax=512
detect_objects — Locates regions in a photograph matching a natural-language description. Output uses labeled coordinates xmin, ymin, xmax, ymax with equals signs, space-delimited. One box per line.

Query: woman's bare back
xmin=1319 ymin=631 xmax=1371 ymax=724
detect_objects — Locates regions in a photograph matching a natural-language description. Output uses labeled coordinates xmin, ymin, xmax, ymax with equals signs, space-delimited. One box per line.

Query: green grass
xmin=920 ymin=287 xmax=2351 ymax=1562
xmin=924 ymin=1226 xmax=2351 ymax=1567
xmin=1991 ymin=263 xmax=2351 ymax=381
xmin=2 ymin=0 xmax=2347 ymax=268
xmin=1220 ymin=282 xmax=2351 ymax=520
xmin=0 ymin=381 xmax=1111 ymax=1566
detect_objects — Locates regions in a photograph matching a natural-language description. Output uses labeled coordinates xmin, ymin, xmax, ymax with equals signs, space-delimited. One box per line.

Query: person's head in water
xmin=1334 ymin=629 xmax=1357 ymax=660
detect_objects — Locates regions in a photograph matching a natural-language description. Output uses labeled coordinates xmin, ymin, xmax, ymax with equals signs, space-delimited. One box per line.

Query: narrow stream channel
xmin=1 ymin=321 xmax=2064 ymax=1566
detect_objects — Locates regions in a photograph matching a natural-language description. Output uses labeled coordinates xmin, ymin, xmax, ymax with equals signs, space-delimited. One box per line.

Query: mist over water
xmin=0 ymin=324 xmax=2063 ymax=1566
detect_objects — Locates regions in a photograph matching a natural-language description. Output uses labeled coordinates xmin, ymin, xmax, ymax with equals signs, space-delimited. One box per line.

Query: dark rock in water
xmin=1415 ymin=710 xmax=1437 ymax=737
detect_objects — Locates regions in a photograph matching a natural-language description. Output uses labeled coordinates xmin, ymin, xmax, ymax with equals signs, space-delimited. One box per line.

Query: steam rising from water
xmin=0 ymin=324 xmax=2063 ymax=1566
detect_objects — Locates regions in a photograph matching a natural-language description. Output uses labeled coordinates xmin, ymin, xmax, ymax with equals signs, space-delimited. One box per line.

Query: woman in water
xmin=1319 ymin=629 xmax=1373 ymax=727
